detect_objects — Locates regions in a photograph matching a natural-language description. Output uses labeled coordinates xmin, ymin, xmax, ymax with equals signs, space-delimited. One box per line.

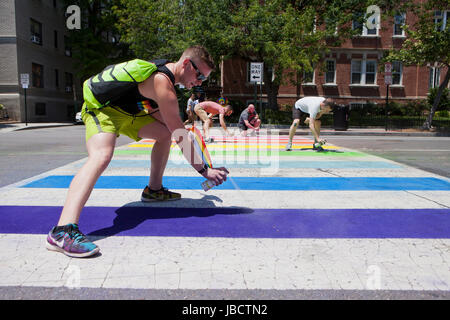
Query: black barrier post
xmin=385 ymin=84 xmax=389 ymax=131
xmin=24 ymin=88 xmax=28 ymax=126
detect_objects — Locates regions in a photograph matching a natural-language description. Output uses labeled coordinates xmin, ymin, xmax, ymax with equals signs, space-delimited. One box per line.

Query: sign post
xmin=250 ymin=62 xmax=263 ymax=121
xmin=384 ymin=63 xmax=392 ymax=131
xmin=20 ymin=74 xmax=29 ymax=126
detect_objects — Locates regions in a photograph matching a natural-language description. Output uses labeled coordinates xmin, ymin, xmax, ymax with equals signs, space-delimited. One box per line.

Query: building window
xmin=351 ymin=60 xmax=362 ymax=84
xmin=325 ymin=16 xmax=338 ymax=35
xmin=365 ymin=60 xmax=376 ymax=84
xmin=35 ymin=103 xmax=46 ymax=116
xmin=64 ymin=36 xmax=72 ymax=57
xmin=32 ymin=63 xmax=44 ymax=88
xmin=65 ymin=72 xmax=73 ymax=92
xmin=54 ymin=30 xmax=58 ymax=48
xmin=393 ymin=13 xmax=406 ymax=36
xmin=353 ymin=12 xmax=378 ymax=36
xmin=429 ymin=67 xmax=441 ymax=89
xmin=55 ymin=69 xmax=59 ymax=88
xmin=392 ymin=61 xmax=402 ymax=85
xmin=351 ymin=59 xmax=377 ymax=85
xmin=325 ymin=60 xmax=336 ymax=83
xmin=302 ymin=69 xmax=315 ymax=85
xmin=434 ymin=11 xmax=449 ymax=31
xmin=30 ymin=19 xmax=42 ymax=45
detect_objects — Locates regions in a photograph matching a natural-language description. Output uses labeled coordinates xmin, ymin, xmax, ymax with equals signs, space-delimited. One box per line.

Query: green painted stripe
xmin=114 ymin=149 xmax=367 ymax=157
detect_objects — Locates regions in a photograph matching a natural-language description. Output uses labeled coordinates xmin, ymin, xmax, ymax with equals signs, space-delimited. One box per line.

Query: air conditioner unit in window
xmin=31 ymin=35 xmax=41 ymax=44
xmin=65 ymin=86 xmax=72 ymax=93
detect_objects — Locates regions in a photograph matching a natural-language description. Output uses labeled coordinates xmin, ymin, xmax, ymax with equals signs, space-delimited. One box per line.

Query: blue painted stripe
xmin=0 ymin=206 xmax=448 ymax=238
xmin=21 ymin=175 xmax=450 ymax=191
xmin=97 ymin=159 xmax=402 ymax=169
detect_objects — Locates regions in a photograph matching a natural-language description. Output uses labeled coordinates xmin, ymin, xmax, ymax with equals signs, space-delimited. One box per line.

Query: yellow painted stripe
xmin=128 ymin=144 xmax=340 ymax=150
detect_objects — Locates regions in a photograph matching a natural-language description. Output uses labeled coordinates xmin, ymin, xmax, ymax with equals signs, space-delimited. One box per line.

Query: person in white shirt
xmin=184 ymin=93 xmax=199 ymax=125
xmin=286 ymin=96 xmax=334 ymax=151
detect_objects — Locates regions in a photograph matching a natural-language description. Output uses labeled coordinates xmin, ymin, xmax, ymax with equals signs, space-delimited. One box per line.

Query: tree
xmin=385 ymin=0 xmax=450 ymax=130
xmin=113 ymin=0 xmax=375 ymax=109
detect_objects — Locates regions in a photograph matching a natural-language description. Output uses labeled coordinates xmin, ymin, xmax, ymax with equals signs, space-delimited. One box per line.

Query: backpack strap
xmin=150 ymin=59 xmax=175 ymax=86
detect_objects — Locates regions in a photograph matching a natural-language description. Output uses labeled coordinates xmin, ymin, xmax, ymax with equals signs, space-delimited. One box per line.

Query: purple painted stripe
xmin=0 ymin=206 xmax=449 ymax=239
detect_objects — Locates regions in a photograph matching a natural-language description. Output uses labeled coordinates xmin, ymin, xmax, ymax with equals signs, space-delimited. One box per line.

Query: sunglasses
xmin=189 ymin=59 xmax=208 ymax=81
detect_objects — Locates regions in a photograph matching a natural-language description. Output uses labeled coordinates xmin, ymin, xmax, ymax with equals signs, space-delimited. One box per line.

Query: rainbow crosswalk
xmin=0 ymin=129 xmax=449 ymax=291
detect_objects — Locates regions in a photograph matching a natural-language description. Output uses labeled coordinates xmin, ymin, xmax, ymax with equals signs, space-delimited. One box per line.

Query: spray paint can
xmin=201 ymin=179 xmax=216 ymax=192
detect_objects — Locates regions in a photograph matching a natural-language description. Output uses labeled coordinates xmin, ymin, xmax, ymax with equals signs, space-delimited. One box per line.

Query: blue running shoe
xmin=46 ymin=223 xmax=99 ymax=258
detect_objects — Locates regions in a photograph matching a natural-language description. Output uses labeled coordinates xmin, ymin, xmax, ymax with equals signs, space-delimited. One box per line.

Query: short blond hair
xmin=182 ymin=45 xmax=215 ymax=70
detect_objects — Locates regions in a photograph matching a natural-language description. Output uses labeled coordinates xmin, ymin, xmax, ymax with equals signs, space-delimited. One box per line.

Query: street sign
xmin=250 ymin=62 xmax=263 ymax=83
xmin=385 ymin=75 xmax=393 ymax=85
xmin=385 ymin=63 xmax=392 ymax=74
xmin=20 ymin=73 xmax=29 ymax=89
xmin=384 ymin=63 xmax=392 ymax=85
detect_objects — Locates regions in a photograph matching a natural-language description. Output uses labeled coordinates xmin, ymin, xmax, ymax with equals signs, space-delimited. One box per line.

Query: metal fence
xmin=263 ymin=108 xmax=450 ymax=130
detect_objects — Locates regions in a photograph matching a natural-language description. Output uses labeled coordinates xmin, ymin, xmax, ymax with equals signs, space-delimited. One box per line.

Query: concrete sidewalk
xmin=2 ymin=120 xmax=449 ymax=136
xmin=0 ymin=121 xmax=76 ymax=133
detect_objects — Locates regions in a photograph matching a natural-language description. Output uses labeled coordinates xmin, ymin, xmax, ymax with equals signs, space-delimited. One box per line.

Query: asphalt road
xmin=0 ymin=125 xmax=131 ymax=188
xmin=1 ymin=126 xmax=449 ymax=188
xmin=321 ymin=135 xmax=450 ymax=178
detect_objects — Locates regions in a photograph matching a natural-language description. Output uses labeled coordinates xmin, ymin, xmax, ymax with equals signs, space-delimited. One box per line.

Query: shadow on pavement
xmin=88 ymin=196 xmax=254 ymax=241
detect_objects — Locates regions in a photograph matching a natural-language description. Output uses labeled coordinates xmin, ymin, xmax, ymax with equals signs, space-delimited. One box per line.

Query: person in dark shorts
xmin=286 ymin=96 xmax=334 ymax=151
xmin=238 ymin=104 xmax=261 ymax=136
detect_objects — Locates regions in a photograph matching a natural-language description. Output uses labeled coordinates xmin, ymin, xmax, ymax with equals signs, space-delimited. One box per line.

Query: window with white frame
xmin=325 ymin=16 xmax=339 ymax=35
xmin=325 ymin=60 xmax=336 ymax=83
xmin=303 ymin=68 xmax=315 ymax=84
xmin=434 ymin=10 xmax=449 ymax=31
xmin=391 ymin=61 xmax=402 ymax=85
xmin=365 ymin=60 xmax=376 ymax=84
xmin=351 ymin=59 xmax=377 ymax=85
xmin=429 ymin=67 xmax=441 ymax=89
xmin=352 ymin=12 xmax=378 ymax=36
xmin=393 ymin=13 xmax=406 ymax=36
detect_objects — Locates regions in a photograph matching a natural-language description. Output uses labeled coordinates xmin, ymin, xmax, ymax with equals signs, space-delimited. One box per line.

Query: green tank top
xmin=83 ymin=59 xmax=175 ymax=115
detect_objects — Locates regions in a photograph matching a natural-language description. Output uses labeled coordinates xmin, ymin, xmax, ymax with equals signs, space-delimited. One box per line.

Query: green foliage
xmin=428 ymin=87 xmax=450 ymax=111
xmin=264 ymin=109 xmax=292 ymax=125
xmin=385 ymin=0 xmax=450 ymax=68
xmin=384 ymin=0 xmax=450 ymax=129
xmin=112 ymin=0 xmax=378 ymax=108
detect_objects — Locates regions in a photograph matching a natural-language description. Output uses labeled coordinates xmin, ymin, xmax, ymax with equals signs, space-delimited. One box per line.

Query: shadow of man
xmin=88 ymin=195 xmax=253 ymax=240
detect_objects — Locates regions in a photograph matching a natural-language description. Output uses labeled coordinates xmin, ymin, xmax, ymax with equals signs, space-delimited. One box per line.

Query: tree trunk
xmin=423 ymin=69 xmax=450 ymax=130
xmin=264 ymin=67 xmax=280 ymax=111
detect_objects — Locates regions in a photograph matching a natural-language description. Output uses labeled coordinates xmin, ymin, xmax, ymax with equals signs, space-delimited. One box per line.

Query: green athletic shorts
xmin=81 ymin=103 xmax=156 ymax=142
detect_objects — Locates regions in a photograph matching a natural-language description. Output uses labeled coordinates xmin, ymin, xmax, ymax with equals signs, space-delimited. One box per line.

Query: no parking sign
xmin=385 ymin=63 xmax=392 ymax=85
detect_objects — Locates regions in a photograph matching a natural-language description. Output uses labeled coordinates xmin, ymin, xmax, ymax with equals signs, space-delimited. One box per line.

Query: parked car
xmin=74 ymin=111 xmax=83 ymax=124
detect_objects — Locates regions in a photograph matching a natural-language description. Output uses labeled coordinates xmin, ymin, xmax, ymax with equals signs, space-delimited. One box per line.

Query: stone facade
xmin=0 ymin=0 xmax=82 ymax=122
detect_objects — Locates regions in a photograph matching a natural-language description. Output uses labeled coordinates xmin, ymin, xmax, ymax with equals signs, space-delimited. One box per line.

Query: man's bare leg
xmin=138 ymin=120 xmax=173 ymax=190
xmin=288 ymin=119 xmax=299 ymax=144
xmin=58 ymin=132 xmax=116 ymax=226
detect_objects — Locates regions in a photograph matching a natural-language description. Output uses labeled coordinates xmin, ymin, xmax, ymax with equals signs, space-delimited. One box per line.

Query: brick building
xmin=0 ymin=0 xmax=82 ymax=122
xmin=220 ymin=9 xmax=449 ymax=111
